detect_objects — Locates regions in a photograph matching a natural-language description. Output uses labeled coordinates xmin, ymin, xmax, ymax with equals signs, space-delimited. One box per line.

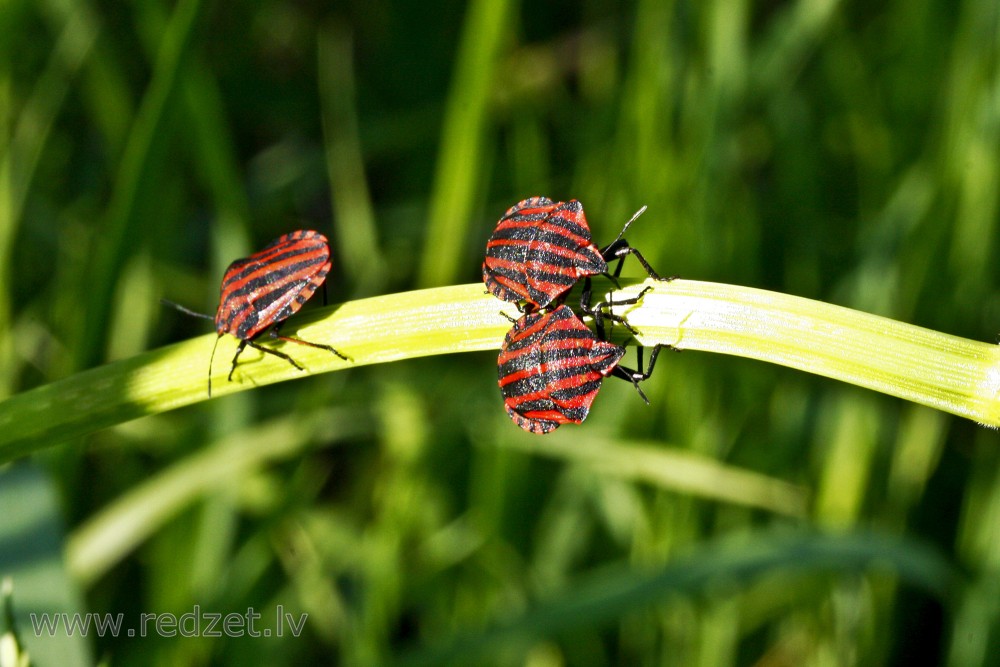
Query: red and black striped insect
xmin=482 ymin=197 xmax=663 ymax=311
xmin=162 ymin=230 xmax=348 ymax=396
xmin=497 ymin=302 xmax=664 ymax=434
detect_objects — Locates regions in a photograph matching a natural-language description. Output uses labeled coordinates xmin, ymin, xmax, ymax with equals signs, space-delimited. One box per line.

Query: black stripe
xmin=233 ymin=306 xmax=260 ymax=339
xmin=222 ymin=244 xmax=326 ymax=288
xmin=529 ymin=343 xmax=602 ymax=365
xmin=502 ymin=367 xmax=599 ymax=398
xmin=248 ymin=278 xmax=309 ymax=311
xmin=226 ymin=241 xmax=324 ymax=277
xmin=224 ymin=260 xmax=318 ymax=299
xmin=505 ymin=397 xmax=557 ymax=413
xmin=498 ymin=360 xmax=546 ymax=385
xmin=271 ymin=303 xmax=295 ymax=324
xmin=554 ymin=404 xmax=587 ymax=421
xmin=502 ymin=328 xmax=550 ymax=353
xmin=489 ymin=225 xmax=594 ymax=251
xmin=503 ymin=311 xmax=582 ymax=346
xmin=487 ymin=248 xmax=606 ymax=277
xmin=485 ymin=278 xmax=518 ymax=302
xmin=501 ymin=354 xmax=620 ymax=394
xmin=501 ymin=378 xmax=547 ymax=398
xmin=504 ymin=210 xmax=552 ymax=223
xmin=261 ymin=230 xmax=317 ymax=249
xmin=230 ymin=280 xmax=310 ymax=339
xmin=551 ymin=378 xmax=603 ymax=399
xmin=542 ymin=328 xmax=600 ymax=343
xmin=486 ymin=265 xmax=581 ymax=291
xmin=506 ymin=407 xmax=558 ymax=433
xmin=505 ymin=197 xmax=554 ymax=217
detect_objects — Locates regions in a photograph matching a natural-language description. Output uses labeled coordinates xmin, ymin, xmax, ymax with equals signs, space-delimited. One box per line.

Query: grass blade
xmin=395 ymin=528 xmax=958 ymax=666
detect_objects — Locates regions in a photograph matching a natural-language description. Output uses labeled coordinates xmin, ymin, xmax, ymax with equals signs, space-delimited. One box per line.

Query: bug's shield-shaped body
xmin=162 ymin=229 xmax=348 ymax=398
xmin=498 ymin=305 xmax=625 ymax=434
xmin=215 ymin=230 xmax=331 ymax=339
xmin=483 ymin=197 xmax=607 ymax=310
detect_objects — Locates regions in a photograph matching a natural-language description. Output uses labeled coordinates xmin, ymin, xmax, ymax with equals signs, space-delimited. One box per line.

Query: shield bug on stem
xmin=497 ymin=301 xmax=665 ymax=434
xmin=162 ymin=230 xmax=349 ymax=396
xmin=482 ymin=197 xmax=670 ymax=312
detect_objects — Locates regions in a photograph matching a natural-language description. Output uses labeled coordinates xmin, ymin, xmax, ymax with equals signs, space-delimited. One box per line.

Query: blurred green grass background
xmin=1 ymin=0 xmax=999 ymax=665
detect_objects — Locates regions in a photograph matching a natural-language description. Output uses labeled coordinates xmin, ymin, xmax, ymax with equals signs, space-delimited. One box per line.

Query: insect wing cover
xmin=215 ymin=230 xmax=332 ymax=340
xmin=483 ymin=197 xmax=607 ymax=309
xmin=498 ymin=305 xmax=624 ymax=434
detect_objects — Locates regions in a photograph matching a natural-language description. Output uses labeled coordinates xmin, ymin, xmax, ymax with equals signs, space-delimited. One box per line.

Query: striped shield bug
xmin=162 ymin=230 xmax=349 ymax=396
xmin=482 ymin=197 xmax=666 ymax=311
xmin=497 ymin=303 xmax=664 ymax=434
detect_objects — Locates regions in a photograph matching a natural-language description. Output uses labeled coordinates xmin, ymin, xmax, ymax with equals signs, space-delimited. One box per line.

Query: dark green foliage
xmin=1 ymin=1 xmax=998 ymax=665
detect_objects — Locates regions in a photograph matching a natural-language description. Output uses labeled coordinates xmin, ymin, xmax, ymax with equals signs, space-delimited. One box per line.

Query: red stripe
xmin=214 ymin=231 xmax=331 ymax=338
xmin=220 ymin=242 xmax=328 ymax=294
xmin=497 ymin=305 xmax=625 ymax=433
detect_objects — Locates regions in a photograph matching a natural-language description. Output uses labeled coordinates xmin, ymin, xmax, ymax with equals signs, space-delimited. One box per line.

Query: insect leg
xmin=228 ymin=340 xmax=250 ymax=381
xmin=610 ymin=344 xmax=669 ymax=404
xmin=581 ymin=285 xmax=654 ymax=339
xmin=244 ymin=339 xmax=307 ymax=373
xmin=602 ymin=242 xmax=665 ymax=280
xmin=269 ymin=323 xmax=350 ymax=361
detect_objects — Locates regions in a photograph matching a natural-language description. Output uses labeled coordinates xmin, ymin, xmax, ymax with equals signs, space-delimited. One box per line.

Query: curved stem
xmin=614 ymin=279 xmax=1000 ymax=428
xmin=1 ymin=279 xmax=998 ymax=462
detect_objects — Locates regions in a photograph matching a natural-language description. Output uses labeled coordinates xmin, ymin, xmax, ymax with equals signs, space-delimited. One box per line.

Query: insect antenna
xmin=160 ymin=298 xmax=214 ymax=321
xmin=162 ymin=299 xmax=219 ymax=396
xmin=607 ymin=205 xmax=647 ymax=246
xmin=208 ymin=335 xmax=222 ymax=397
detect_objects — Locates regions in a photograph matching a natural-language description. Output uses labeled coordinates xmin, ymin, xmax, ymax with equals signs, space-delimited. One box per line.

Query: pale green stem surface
xmin=0 ymin=279 xmax=997 ymax=463
xmin=616 ymin=280 xmax=1000 ymax=428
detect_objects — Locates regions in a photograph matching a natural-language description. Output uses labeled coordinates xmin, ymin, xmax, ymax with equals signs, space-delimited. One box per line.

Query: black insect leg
xmin=269 ymin=322 xmax=350 ymax=361
xmin=580 ymin=280 xmax=652 ymax=340
xmin=596 ymin=205 xmax=676 ymax=282
xmin=227 ymin=340 xmax=248 ymax=381
xmin=601 ymin=237 xmax=678 ymax=283
xmin=610 ymin=344 xmax=669 ymax=405
xmin=228 ymin=338 xmax=306 ymax=383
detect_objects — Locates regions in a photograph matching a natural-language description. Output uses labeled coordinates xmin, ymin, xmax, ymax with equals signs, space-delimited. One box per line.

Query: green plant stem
xmin=616 ymin=280 xmax=1000 ymax=427
xmin=1 ymin=279 xmax=998 ymax=462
